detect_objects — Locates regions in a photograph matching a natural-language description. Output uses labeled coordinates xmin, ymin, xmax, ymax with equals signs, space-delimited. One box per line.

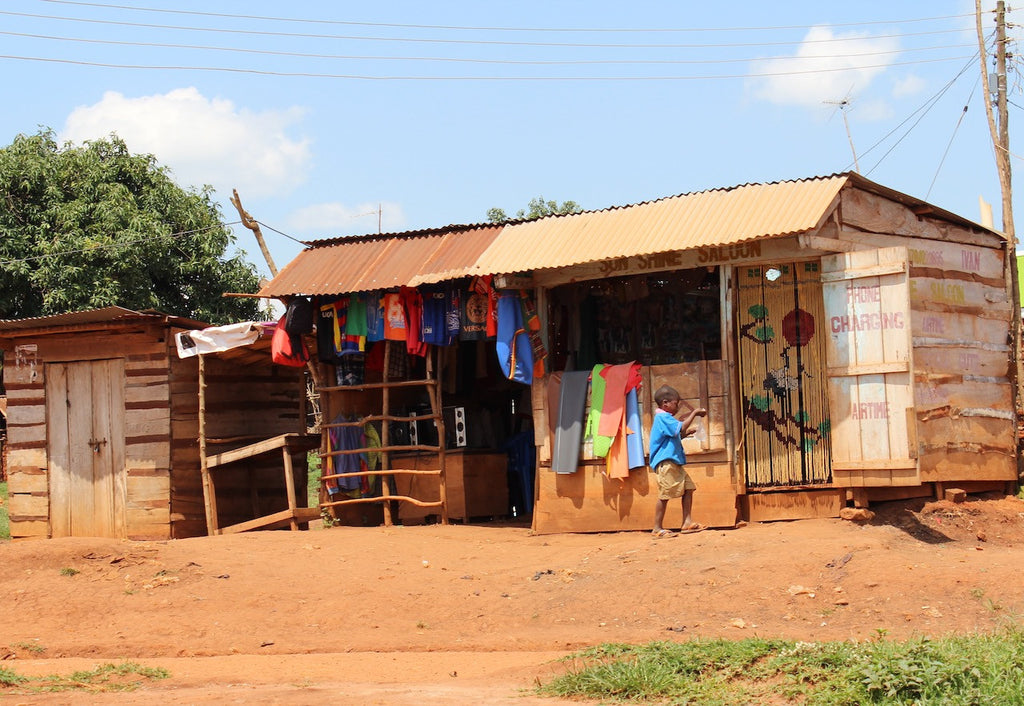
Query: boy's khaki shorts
xmin=655 ymin=460 xmax=696 ymax=500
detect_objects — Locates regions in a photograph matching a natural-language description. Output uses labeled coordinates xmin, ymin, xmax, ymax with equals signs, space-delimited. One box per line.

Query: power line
xmin=926 ymin=74 xmax=981 ymax=199
xmin=0 ymin=222 xmax=240 ymax=266
xmin=37 ymin=0 xmax=979 ymax=35
xmin=0 ymin=10 xmax=972 ymax=50
xmin=0 ymin=52 xmax=975 ymax=81
xmin=0 ymin=29 xmax=976 ymax=67
xmin=255 ymin=221 xmax=308 ymax=247
xmin=841 ymin=51 xmax=980 ymax=173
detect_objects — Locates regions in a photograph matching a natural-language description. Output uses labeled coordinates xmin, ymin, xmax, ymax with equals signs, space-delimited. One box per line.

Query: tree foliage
xmin=487 ymin=195 xmax=582 ymax=223
xmin=0 ymin=129 xmax=262 ymax=323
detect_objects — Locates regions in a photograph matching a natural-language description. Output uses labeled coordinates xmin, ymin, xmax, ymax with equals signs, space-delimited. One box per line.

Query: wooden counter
xmin=392 ymin=449 xmax=509 ymax=523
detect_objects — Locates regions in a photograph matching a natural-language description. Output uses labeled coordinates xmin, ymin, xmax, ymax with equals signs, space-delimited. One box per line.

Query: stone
xmin=945 ymin=488 xmax=967 ymax=503
xmin=839 ymin=507 xmax=875 ymax=522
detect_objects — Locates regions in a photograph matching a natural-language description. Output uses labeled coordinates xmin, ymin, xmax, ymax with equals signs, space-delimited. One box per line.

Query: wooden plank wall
xmin=2 ymin=326 xmax=174 ymax=540
xmin=170 ymin=341 xmax=307 ymax=537
xmin=531 ymin=360 xmax=738 ymax=534
xmin=840 ymin=188 xmax=1017 ymax=484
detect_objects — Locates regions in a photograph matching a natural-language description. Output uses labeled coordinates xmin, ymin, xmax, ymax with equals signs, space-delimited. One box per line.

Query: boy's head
xmin=654 ymin=385 xmax=681 ymax=411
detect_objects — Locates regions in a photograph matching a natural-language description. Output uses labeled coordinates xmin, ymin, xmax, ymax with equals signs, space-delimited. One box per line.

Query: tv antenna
xmin=824 ymin=92 xmax=860 ymax=173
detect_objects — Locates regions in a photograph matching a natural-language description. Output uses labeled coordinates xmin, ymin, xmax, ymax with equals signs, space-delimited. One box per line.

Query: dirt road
xmin=2 ymin=492 xmax=1023 ymax=703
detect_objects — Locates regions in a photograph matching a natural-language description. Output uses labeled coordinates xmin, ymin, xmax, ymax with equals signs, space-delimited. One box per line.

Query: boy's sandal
xmin=651 ymin=529 xmax=677 ymax=538
xmin=679 ymin=524 xmax=704 ymax=534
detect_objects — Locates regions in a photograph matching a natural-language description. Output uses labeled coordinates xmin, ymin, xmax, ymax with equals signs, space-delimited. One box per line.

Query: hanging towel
xmin=552 ymin=370 xmax=591 ymax=474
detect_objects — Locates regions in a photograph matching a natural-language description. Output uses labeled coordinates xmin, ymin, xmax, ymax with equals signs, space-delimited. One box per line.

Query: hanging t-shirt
xmin=420 ymin=286 xmax=449 ymax=346
xmin=460 ymin=289 xmax=489 ymax=340
xmin=444 ymin=286 xmax=461 ymax=341
xmin=383 ymin=292 xmax=407 ymax=341
xmin=317 ymin=300 xmax=339 ymax=362
xmin=366 ymin=291 xmax=385 ymax=342
xmin=495 ymin=289 xmax=534 ymax=384
xmin=400 ymin=286 xmax=427 ymax=357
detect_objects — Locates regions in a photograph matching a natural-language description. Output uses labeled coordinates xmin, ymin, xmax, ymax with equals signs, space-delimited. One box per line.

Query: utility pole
xmin=976 ymin=0 xmax=1022 ymax=474
xmin=229 ymin=188 xmax=278 ymax=277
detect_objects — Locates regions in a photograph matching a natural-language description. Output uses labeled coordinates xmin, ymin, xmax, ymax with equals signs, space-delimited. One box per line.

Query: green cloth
xmin=584 ymin=364 xmax=614 ymax=458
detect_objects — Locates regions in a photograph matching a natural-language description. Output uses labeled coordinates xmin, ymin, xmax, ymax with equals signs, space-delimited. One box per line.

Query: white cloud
xmin=58 ymin=87 xmax=311 ymax=198
xmin=748 ymin=26 xmax=900 ymax=112
xmin=287 ymin=200 xmax=407 ymax=236
xmin=891 ymin=74 xmax=926 ymax=99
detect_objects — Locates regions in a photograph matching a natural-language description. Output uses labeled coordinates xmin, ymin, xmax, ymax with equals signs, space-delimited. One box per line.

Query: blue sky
xmin=1 ymin=1 xmax=1018 ymax=280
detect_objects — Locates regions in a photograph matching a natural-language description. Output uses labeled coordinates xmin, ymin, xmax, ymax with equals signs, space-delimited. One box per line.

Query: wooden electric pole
xmin=977 ymin=0 xmax=1022 ymax=475
xmin=230 ymin=188 xmax=278 ymax=277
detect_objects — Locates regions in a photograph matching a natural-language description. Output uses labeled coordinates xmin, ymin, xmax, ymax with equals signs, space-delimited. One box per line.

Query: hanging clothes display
xmin=496 ymin=289 xmax=534 ymax=384
xmin=552 ymin=370 xmax=591 ymax=474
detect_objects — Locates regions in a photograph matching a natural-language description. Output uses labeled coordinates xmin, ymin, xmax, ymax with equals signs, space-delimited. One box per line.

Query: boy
xmin=650 ymin=385 xmax=707 ymax=537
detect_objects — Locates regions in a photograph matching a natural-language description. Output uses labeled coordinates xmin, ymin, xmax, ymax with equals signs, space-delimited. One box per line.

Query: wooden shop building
xmin=260 ymin=172 xmax=1018 ymax=534
xmin=0 ymin=308 xmax=314 ymax=540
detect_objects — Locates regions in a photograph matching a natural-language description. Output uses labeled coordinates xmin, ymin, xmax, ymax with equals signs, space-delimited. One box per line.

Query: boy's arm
xmin=678 ymin=407 xmax=707 ymax=437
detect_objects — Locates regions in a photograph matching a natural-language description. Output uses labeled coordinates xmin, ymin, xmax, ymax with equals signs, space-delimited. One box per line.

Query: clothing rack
xmin=318 ymin=342 xmax=448 ymax=525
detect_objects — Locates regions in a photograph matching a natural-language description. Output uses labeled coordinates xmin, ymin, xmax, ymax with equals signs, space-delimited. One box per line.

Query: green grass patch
xmin=0 ymin=661 xmax=169 ymax=694
xmin=0 ymin=666 xmax=27 ymax=687
xmin=307 ymin=451 xmax=321 ymax=508
xmin=1 ymin=480 xmax=9 ymax=540
xmin=539 ymin=625 xmax=1024 ymax=704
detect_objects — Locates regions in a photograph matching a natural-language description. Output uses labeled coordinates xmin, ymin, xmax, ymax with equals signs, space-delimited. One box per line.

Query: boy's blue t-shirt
xmin=649 ymin=409 xmax=686 ymax=468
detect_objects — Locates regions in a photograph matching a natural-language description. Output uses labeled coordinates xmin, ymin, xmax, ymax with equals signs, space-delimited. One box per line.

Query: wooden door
xmin=821 ymin=247 xmax=918 ymax=486
xmin=736 ymin=261 xmax=832 ymax=487
xmin=46 ymin=359 xmax=127 ymax=537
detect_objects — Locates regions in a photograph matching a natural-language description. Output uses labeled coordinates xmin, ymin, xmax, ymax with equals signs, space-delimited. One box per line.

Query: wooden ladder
xmin=318 ymin=342 xmax=448 ymax=525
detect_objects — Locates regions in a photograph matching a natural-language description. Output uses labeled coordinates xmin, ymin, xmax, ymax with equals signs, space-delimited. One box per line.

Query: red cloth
xmin=597 ymin=362 xmax=638 ymax=438
xmin=400 ymin=286 xmax=427 ymax=357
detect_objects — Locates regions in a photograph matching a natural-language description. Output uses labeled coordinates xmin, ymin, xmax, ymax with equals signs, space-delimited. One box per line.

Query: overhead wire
xmin=0 ymin=29 xmax=978 ymax=66
xmin=0 ymin=9 xmax=974 ymax=50
xmin=926 ymin=73 xmax=981 ymax=198
xmin=37 ymin=0 xmax=978 ymax=34
xmin=0 ymin=222 xmax=241 ymax=266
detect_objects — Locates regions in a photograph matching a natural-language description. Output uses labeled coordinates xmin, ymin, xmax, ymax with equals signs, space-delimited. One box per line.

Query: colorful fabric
xmin=383 ymin=292 xmax=407 ymax=341
xmin=584 ymin=364 xmax=611 ymax=457
xmin=366 ymin=292 xmax=385 ymax=342
xmin=400 ymin=286 xmax=428 ymax=357
xmin=420 ymin=286 xmax=449 ymax=345
xmin=496 ymin=289 xmax=533 ymax=384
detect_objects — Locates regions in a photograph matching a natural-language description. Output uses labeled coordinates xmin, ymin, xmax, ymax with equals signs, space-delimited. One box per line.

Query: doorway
xmin=46 ymin=359 xmax=127 ymax=537
xmin=735 ymin=262 xmax=832 ymax=487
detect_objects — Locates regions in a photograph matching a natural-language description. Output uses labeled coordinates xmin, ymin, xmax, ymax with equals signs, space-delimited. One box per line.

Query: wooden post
xmin=282 ymin=445 xmax=299 ymax=531
xmin=198 ymin=355 xmax=219 ymax=535
xmin=428 ymin=348 xmax=449 ymax=525
xmin=380 ymin=341 xmax=394 ymax=526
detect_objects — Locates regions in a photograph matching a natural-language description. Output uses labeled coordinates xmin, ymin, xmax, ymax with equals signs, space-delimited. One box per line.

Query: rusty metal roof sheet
xmin=257 ymin=223 xmax=503 ymax=297
xmin=256 ymin=173 xmax=997 ymax=298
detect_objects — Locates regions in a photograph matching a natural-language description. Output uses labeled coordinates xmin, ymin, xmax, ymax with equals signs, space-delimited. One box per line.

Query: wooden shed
xmin=0 ymin=308 xmax=311 ymax=540
xmin=257 ymin=173 xmax=1018 ymax=534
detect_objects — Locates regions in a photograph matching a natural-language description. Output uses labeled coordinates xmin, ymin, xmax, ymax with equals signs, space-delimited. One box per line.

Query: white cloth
xmin=175 ymin=322 xmax=260 ymax=358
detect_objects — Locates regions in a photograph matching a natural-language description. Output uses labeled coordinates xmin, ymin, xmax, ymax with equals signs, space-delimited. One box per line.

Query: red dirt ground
xmin=2 ymin=491 xmax=1024 ymax=704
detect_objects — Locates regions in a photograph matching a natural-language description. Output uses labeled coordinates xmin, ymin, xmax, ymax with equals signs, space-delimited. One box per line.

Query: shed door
xmin=822 ymin=246 xmax=919 ymax=486
xmin=46 ymin=359 xmax=127 ymax=537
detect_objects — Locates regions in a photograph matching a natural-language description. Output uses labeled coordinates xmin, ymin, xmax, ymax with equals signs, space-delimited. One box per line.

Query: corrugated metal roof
xmin=256 ymin=173 xmax=999 ymax=298
xmin=469 ymin=175 xmax=848 ymax=277
xmin=0 ymin=306 xmax=206 ymax=333
xmin=257 ymin=224 xmax=503 ymax=297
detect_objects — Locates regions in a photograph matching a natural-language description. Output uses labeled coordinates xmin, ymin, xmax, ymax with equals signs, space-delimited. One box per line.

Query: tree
xmin=486 ymin=195 xmax=582 ymax=223
xmin=0 ymin=129 xmax=262 ymax=324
